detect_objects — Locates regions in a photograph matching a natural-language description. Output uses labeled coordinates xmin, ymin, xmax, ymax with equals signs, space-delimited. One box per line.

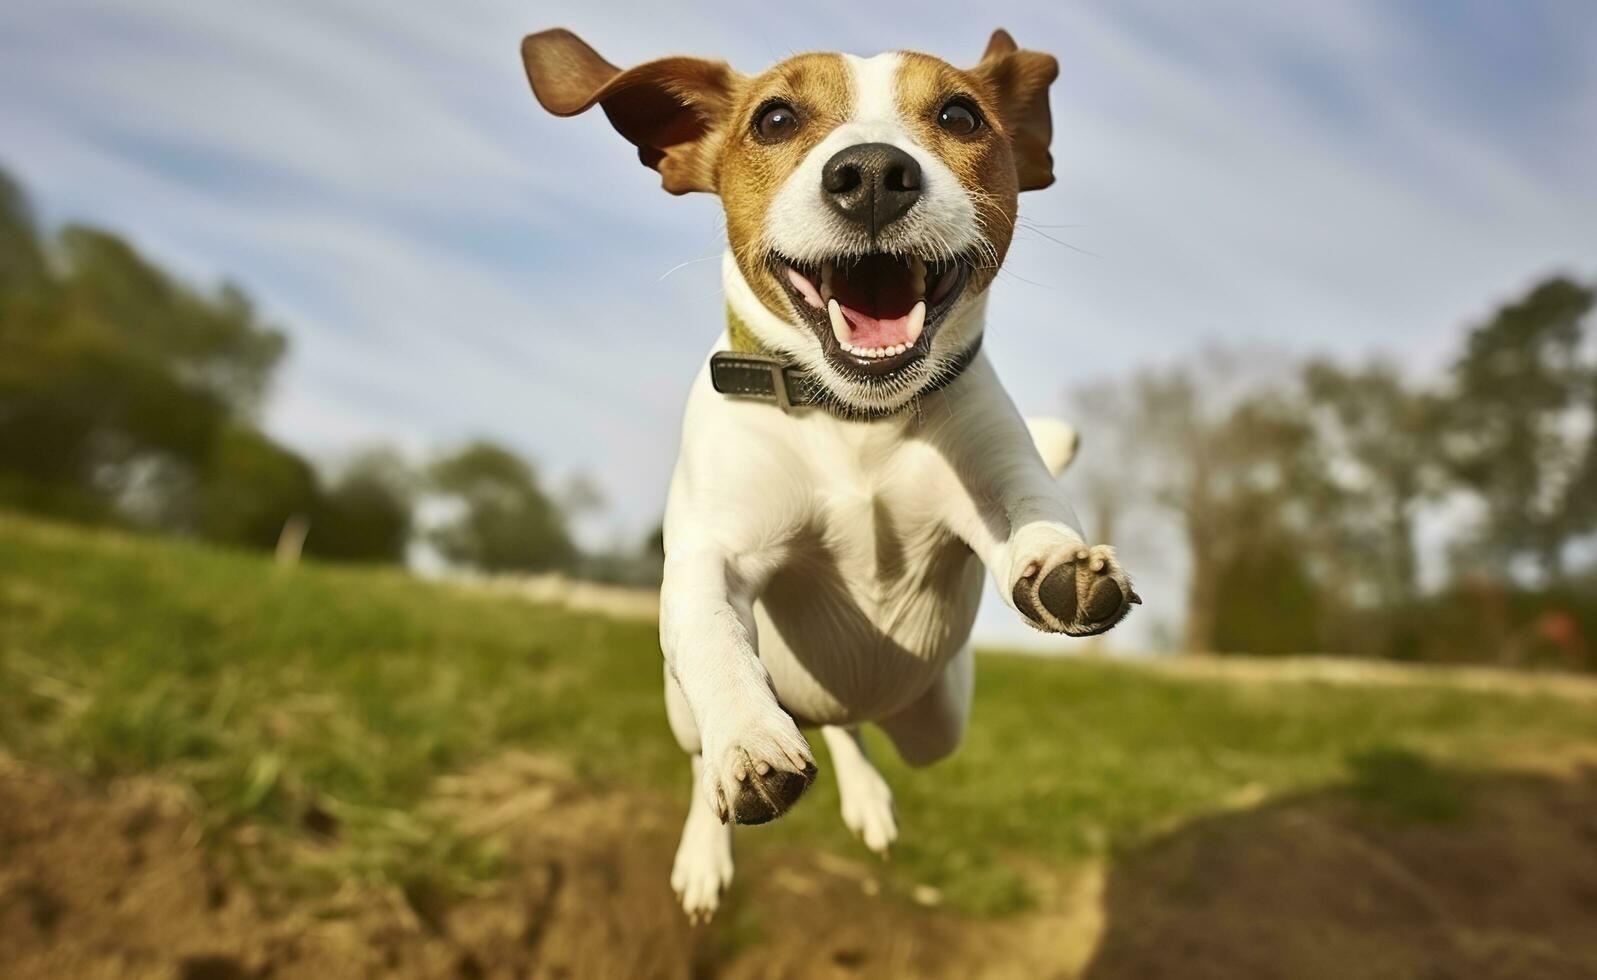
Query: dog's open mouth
xmin=772 ymin=251 xmax=969 ymax=378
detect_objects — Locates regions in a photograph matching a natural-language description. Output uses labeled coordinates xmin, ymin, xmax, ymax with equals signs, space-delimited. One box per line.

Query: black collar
xmin=708 ymin=337 xmax=983 ymax=418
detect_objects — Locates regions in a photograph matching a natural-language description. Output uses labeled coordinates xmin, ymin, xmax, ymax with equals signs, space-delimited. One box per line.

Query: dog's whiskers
xmin=658 ymin=252 xmax=726 ymax=282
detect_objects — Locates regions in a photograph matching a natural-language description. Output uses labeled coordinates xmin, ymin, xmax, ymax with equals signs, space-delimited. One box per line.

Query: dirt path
xmin=5 ymin=752 xmax=1597 ymax=979
xmin=0 ymin=754 xmax=1097 ymax=979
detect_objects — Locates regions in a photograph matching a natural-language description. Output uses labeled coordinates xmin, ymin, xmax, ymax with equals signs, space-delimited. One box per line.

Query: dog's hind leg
xmin=821 ymin=726 xmax=897 ymax=856
xmin=671 ymin=754 xmax=734 ymax=922
xmin=877 ymin=644 xmax=974 ymax=768
xmin=1026 ymin=417 xmax=1081 ymax=477
xmin=665 ymin=664 xmax=733 ymax=920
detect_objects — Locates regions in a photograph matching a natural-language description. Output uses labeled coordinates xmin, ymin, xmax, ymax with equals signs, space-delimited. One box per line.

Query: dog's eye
xmin=753 ymin=101 xmax=801 ymax=142
xmin=936 ymin=98 xmax=983 ymax=137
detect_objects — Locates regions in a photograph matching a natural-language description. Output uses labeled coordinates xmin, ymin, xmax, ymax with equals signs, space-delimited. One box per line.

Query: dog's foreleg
xmin=938 ymin=384 xmax=1138 ymax=637
xmin=821 ymin=726 xmax=897 ymax=856
xmin=660 ymin=548 xmax=817 ymax=826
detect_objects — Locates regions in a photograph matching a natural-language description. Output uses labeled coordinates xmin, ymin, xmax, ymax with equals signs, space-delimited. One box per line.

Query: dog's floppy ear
xmin=521 ymin=29 xmax=740 ymax=195
xmin=972 ymin=28 xmax=1059 ymax=191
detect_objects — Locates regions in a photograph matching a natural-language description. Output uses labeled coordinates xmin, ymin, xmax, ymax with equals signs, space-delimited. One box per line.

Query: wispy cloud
xmin=3 ymin=0 xmax=1593 ymax=646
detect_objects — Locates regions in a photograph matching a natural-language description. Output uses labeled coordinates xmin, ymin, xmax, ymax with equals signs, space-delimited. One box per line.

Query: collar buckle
xmin=767 ymin=360 xmax=793 ymax=413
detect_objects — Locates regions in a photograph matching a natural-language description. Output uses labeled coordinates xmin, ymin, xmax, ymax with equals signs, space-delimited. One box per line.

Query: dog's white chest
xmin=754 ymin=510 xmax=984 ymax=724
xmin=710 ymin=410 xmax=985 ymax=724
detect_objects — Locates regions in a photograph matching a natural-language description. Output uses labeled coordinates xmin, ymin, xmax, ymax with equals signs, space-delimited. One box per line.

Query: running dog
xmin=521 ymin=27 xmax=1137 ymax=920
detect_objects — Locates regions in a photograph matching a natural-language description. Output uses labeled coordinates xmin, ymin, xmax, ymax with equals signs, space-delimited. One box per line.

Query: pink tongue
xmin=841 ymin=305 xmax=911 ymax=348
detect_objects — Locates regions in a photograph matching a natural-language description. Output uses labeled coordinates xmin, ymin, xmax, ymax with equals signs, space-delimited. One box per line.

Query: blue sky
xmin=3 ymin=0 xmax=1595 ymax=648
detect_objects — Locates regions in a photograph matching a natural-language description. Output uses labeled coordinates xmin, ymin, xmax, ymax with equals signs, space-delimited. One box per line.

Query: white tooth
xmin=821 ymin=262 xmax=834 ymax=302
xmin=786 ymin=265 xmax=823 ymax=309
xmin=905 ymin=301 xmax=926 ymax=345
xmin=828 ymin=299 xmax=849 ymax=346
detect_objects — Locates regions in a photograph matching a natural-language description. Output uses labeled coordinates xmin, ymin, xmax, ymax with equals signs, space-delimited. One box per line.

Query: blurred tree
xmin=0 ymin=166 xmax=413 ymax=564
xmin=1066 ymin=379 xmax=1140 ymax=546
xmin=428 ymin=441 xmax=575 ymax=573
xmin=556 ymin=471 xmax=606 ymax=519
xmin=1119 ymin=361 xmax=1331 ymax=654
xmin=307 ymin=447 xmax=416 ymax=563
xmin=57 ymin=226 xmax=286 ymax=418
xmin=0 ymin=292 xmax=223 ymax=521
xmin=0 ymin=169 xmax=298 ymax=529
xmin=0 ymin=170 xmax=49 ymax=304
xmin=1441 ymin=276 xmax=1595 ymax=582
xmin=1302 ymin=361 xmax=1443 ymax=607
xmin=1204 ymin=389 xmax=1333 ymax=655
xmin=194 ymin=425 xmax=319 ymax=549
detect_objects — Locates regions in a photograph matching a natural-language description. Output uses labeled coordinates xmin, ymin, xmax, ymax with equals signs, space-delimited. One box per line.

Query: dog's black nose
xmin=821 ymin=142 xmax=922 ymax=235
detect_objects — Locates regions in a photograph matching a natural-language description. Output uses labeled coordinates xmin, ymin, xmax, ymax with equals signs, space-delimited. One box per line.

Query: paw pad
xmin=1012 ymin=544 xmax=1136 ymax=637
xmin=730 ymin=761 xmax=815 ymax=825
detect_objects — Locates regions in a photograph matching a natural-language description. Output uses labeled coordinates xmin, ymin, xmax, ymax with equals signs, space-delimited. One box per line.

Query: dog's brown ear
xmin=521 ymin=29 xmax=740 ymax=195
xmin=972 ymin=28 xmax=1059 ymax=191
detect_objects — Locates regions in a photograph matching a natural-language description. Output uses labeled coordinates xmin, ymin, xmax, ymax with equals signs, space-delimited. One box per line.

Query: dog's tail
xmin=1026 ymin=417 xmax=1081 ymax=478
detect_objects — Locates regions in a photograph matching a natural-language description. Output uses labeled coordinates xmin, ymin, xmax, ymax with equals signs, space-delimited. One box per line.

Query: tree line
xmin=6 ymin=163 xmax=1591 ymax=665
xmin=1072 ymin=275 xmax=1597 ymax=668
xmin=0 ymin=168 xmax=643 ymax=578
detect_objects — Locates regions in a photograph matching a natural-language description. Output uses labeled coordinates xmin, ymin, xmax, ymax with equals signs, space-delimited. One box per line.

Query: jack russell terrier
xmin=522 ymin=27 xmax=1138 ymax=920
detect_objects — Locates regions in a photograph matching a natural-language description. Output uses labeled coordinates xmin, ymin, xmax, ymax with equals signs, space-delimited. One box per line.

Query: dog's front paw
xmin=702 ymin=713 xmax=817 ymax=825
xmin=1009 ymin=528 xmax=1139 ymax=637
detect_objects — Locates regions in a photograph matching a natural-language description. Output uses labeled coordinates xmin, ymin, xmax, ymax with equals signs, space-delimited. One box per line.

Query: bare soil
xmin=5 ymin=751 xmax=1597 ymax=980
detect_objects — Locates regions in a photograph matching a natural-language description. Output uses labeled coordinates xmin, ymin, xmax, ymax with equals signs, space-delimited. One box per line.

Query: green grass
xmin=3 ymin=510 xmax=1595 ymax=915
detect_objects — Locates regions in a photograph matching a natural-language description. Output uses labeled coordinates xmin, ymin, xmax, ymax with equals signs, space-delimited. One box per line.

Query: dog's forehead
xmin=745 ymin=49 xmax=968 ymax=118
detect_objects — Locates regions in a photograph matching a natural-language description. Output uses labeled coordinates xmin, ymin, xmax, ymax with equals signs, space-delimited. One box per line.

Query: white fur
xmin=662 ymin=257 xmax=1104 ymax=916
xmin=823 ymin=725 xmax=898 ymax=854
xmin=656 ymin=49 xmax=1124 ymax=920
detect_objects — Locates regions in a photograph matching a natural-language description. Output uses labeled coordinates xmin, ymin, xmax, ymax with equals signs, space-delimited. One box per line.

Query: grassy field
xmin=3 ymin=509 xmax=1597 ymax=918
